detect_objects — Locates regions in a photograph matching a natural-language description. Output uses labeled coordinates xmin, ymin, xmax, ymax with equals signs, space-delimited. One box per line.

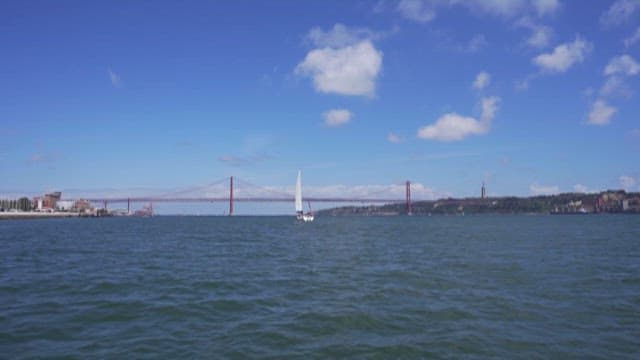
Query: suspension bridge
xmin=68 ymin=176 xmax=415 ymax=215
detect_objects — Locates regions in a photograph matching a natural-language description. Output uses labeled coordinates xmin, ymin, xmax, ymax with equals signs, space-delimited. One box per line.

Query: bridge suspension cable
xmin=155 ymin=177 xmax=230 ymax=199
xmin=232 ymin=177 xmax=294 ymax=199
xmin=68 ymin=176 xmax=413 ymax=215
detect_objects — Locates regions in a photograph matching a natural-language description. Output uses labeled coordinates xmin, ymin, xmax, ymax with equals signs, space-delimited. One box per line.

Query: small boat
xmin=134 ymin=203 xmax=153 ymax=217
xmin=295 ymin=170 xmax=314 ymax=222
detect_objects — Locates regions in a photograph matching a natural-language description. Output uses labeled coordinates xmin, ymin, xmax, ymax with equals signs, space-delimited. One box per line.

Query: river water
xmin=1 ymin=215 xmax=639 ymax=358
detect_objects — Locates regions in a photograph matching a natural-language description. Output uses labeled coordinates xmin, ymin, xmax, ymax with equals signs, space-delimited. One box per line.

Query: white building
xmin=56 ymin=200 xmax=75 ymax=211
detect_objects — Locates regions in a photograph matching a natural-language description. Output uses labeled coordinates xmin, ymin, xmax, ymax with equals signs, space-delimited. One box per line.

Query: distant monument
xmin=481 ymin=181 xmax=486 ymax=199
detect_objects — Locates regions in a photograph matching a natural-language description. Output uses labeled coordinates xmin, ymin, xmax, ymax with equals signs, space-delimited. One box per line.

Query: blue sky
xmin=1 ymin=0 xmax=640 ymax=209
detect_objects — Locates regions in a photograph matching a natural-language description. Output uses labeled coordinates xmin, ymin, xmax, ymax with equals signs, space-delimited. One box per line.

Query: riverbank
xmin=0 ymin=212 xmax=80 ymax=220
xmin=319 ymin=190 xmax=640 ymax=216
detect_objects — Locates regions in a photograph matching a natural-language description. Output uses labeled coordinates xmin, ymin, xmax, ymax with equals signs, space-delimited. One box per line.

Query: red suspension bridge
xmin=69 ymin=176 xmax=415 ymax=215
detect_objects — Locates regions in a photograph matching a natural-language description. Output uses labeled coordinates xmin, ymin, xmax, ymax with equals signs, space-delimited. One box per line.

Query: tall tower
xmin=229 ymin=176 xmax=234 ymax=216
xmin=481 ymin=181 xmax=486 ymax=199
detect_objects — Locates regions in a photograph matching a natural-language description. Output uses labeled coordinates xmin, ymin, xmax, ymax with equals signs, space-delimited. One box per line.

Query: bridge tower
xmin=229 ymin=176 xmax=234 ymax=216
xmin=406 ymin=180 xmax=412 ymax=216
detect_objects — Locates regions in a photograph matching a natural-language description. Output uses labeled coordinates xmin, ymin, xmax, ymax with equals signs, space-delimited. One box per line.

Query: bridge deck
xmin=69 ymin=197 xmax=404 ymax=204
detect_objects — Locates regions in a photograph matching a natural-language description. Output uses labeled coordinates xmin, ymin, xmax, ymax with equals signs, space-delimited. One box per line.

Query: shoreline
xmin=0 ymin=212 xmax=80 ymax=220
xmin=2 ymin=212 xmax=638 ymax=221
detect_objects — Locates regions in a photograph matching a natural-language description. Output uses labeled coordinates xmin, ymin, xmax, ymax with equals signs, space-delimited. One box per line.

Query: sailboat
xmin=295 ymin=170 xmax=314 ymax=222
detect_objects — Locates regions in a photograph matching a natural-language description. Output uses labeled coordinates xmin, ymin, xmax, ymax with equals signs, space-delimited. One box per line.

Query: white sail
xmin=295 ymin=170 xmax=314 ymax=222
xmin=295 ymin=170 xmax=303 ymax=213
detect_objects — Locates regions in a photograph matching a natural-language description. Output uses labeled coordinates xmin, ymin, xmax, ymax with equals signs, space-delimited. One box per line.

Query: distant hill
xmin=318 ymin=191 xmax=640 ymax=216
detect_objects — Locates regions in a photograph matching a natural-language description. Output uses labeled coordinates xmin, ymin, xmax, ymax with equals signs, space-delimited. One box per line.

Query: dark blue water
xmin=1 ymin=215 xmax=639 ymax=358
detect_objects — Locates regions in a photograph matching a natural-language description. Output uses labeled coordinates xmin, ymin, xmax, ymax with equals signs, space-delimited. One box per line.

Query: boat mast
xmin=295 ymin=170 xmax=303 ymax=214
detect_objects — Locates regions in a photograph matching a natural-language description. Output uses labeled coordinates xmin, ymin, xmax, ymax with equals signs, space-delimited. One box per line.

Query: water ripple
xmin=1 ymin=215 xmax=639 ymax=358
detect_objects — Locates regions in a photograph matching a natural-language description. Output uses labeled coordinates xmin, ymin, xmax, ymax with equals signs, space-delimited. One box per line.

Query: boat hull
xmin=297 ymin=213 xmax=314 ymax=222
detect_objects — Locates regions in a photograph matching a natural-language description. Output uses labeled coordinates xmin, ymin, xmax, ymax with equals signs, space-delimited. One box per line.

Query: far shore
xmin=0 ymin=212 xmax=80 ymax=220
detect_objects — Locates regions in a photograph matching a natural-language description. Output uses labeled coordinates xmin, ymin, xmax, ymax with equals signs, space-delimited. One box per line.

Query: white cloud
xmin=463 ymin=0 xmax=561 ymax=17
xmin=296 ymin=40 xmax=383 ymax=97
xmin=387 ymin=132 xmax=404 ymax=143
xmin=573 ymin=184 xmax=589 ymax=193
xmin=587 ymin=99 xmax=617 ymax=125
xmin=397 ymin=0 xmax=437 ymax=22
xmin=396 ymin=0 xmax=561 ymax=22
xmin=465 ymin=0 xmax=528 ymax=17
xmin=323 ymin=109 xmax=353 ymax=127
xmin=516 ymin=17 xmax=553 ymax=48
xmin=527 ymin=25 xmax=553 ymax=48
xmin=460 ymin=34 xmax=488 ymax=53
xmin=418 ymin=114 xmax=486 ymax=142
xmin=604 ymin=55 xmax=640 ymax=76
xmin=473 ymin=71 xmax=491 ymax=89
xmin=619 ymin=175 xmax=637 ymax=191
xmin=601 ymin=78 xmax=620 ymax=96
xmin=530 ymin=183 xmax=559 ymax=195
xmin=533 ymin=0 xmax=560 ymax=16
xmin=625 ymin=27 xmax=640 ymax=48
xmin=307 ymin=23 xmax=385 ymax=48
xmin=600 ymin=76 xmax=631 ymax=97
xmin=480 ymin=96 xmax=500 ymax=120
xmin=417 ymin=96 xmax=500 ymax=141
xmin=601 ymin=0 xmax=640 ymax=27
xmin=108 ymin=68 xmax=122 ymax=87
xmin=597 ymin=55 xmax=638 ymax=99
xmin=532 ymin=37 xmax=592 ymax=73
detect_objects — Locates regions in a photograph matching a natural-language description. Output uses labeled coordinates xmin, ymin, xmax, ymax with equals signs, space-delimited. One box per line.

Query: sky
xmin=1 ymin=0 xmax=640 ymax=213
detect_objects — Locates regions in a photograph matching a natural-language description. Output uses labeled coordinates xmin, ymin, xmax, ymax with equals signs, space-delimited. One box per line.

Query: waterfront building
xmin=56 ymin=200 xmax=74 ymax=211
xmin=32 ymin=191 xmax=62 ymax=211
xmin=74 ymin=199 xmax=92 ymax=212
xmin=44 ymin=192 xmax=61 ymax=208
